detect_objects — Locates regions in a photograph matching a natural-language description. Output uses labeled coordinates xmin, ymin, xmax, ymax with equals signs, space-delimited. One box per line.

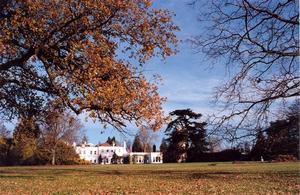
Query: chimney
xmin=123 ymin=141 xmax=127 ymax=151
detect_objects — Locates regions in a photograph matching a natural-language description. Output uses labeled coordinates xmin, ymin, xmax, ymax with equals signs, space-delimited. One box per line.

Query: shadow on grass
xmin=88 ymin=169 xmax=298 ymax=181
xmin=0 ymin=175 xmax=35 ymax=179
xmin=0 ymin=167 xmax=297 ymax=181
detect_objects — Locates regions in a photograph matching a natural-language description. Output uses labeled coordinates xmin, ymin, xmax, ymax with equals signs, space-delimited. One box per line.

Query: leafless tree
xmin=125 ymin=139 xmax=132 ymax=152
xmin=207 ymin=136 xmax=222 ymax=153
xmin=40 ymin=107 xmax=83 ymax=165
xmin=138 ymin=128 xmax=159 ymax=152
xmin=0 ymin=121 xmax=9 ymax=138
xmin=190 ymin=0 xmax=299 ymax=141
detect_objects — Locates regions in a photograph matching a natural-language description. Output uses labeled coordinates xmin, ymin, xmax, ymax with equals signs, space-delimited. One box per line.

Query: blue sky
xmin=79 ymin=0 xmax=226 ymax=145
xmin=5 ymin=0 xmax=226 ymax=146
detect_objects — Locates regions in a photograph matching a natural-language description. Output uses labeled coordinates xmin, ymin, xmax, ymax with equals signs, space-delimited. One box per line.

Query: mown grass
xmin=0 ymin=162 xmax=299 ymax=194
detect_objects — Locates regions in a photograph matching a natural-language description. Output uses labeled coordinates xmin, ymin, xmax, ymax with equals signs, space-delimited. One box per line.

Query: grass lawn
xmin=0 ymin=162 xmax=299 ymax=194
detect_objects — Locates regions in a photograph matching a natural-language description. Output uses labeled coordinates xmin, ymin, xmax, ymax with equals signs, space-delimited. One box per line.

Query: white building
xmin=129 ymin=152 xmax=163 ymax=164
xmin=74 ymin=141 xmax=128 ymax=164
xmin=74 ymin=141 xmax=163 ymax=164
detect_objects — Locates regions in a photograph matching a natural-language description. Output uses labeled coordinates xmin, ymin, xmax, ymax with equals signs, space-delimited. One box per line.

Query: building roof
xmin=95 ymin=141 xmax=123 ymax=147
xmin=97 ymin=142 xmax=111 ymax=147
xmin=75 ymin=141 xmax=124 ymax=148
xmin=76 ymin=142 xmax=95 ymax=147
xmin=129 ymin=152 xmax=162 ymax=156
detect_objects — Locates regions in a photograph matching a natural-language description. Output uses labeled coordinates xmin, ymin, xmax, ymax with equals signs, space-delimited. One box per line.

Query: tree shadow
xmin=0 ymin=175 xmax=35 ymax=179
xmin=0 ymin=166 xmax=296 ymax=181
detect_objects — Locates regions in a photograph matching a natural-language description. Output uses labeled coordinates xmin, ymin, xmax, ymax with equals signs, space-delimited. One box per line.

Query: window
xmin=83 ymin=151 xmax=86 ymax=154
xmin=94 ymin=151 xmax=96 ymax=155
xmin=156 ymin=157 xmax=161 ymax=162
xmin=107 ymin=150 xmax=109 ymax=152
xmin=101 ymin=149 xmax=104 ymax=153
xmin=111 ymin=150 xmax=113 ymax=152
xmin=153 ymin=157 xmax=156 ymax=162
xmin=94 ymin=159 xmax=96 ymax=163
xmin=90 ymin=151 xmax=92 ymax=155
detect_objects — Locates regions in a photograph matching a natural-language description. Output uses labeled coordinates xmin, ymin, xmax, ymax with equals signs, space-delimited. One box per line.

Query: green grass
xmin=0 ymin=162 xmax=299 ymax=194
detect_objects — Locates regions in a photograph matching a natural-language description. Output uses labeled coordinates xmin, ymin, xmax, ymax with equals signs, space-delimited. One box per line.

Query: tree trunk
xmin=51 ymin=149 xmax=56 ymax=165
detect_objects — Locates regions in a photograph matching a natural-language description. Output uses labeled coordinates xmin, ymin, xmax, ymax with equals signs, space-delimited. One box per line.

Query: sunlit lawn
xmin=0 ymin=162 xmax=299 ymax=194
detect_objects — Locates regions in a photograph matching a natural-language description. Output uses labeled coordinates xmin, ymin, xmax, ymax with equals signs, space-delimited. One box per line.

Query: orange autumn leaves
xmin=0 ymin=0 xmax=179 ymax=131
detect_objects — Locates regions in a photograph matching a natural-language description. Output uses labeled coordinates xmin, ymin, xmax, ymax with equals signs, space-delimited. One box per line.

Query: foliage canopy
xmin=0 ymin=0 xmax=178 ymax=132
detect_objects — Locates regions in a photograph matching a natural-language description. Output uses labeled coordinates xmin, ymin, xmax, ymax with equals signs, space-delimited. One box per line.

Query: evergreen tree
xmin=152 ymin=145 xmax=156 ymax=152
xmin=106 ymin=136 xmax=116 ymax=145
xmin=160 ymin=138 xmax=170 ymax=162
xmin=106 ymin=137 xmax=112 ymax=144
xmin=123 ymin=156 xmax=130 ymax=164
xmin=251 ymin=130 xmax=266 ymax=160
xmin=111 ymin=152 xmax=118 ymax=164
xmin=98 ymin=155 xmax=103 ymax=164
xmin=187 ymin=122 xmax=209 ymax=162
xmin=82 ymin=135 xmax=88 ymax=144
xmin=160 ymin=138 xmax=168 ymax=153
xmin=166 ymin=127 xmax=188 ymax=162
xmin=164 ymin=109 xmax=208 ymax=162
xmin=132 ymin=135 xmax=143 ymax=152
xmin=253 ymin=101 xmax=300 ymax=160
xmin=265 ymin=118 xmax=299 ymax=159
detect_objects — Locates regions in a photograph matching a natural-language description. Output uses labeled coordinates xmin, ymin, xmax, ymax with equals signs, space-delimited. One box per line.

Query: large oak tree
xmin=0 ymin=0 xmax=178 ymax=132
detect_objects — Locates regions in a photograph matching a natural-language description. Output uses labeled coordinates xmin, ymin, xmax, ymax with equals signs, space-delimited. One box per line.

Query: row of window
xmin=135 ymin=156 xmax=161 ymax=163
xmin=153 ymin=157 xmax=161 ymax=162
xmin=89 ymin=159 xmax=110 ymax=163
xmin=79 ymin=149 xmax=120 ymax=155
xmin=87 ymin=157 xmax=162 ymax=164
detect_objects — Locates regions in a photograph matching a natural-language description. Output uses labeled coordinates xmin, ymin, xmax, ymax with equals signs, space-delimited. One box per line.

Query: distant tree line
xmin=160 ymin=105 xmax=299 ymax=163
xmin=251 ymin=101 xmax=299 ymax=161
xmin=0 ymin=103 xmax=84 ymax=166
xmin=1 ymin=104 xmax=297 ymax=166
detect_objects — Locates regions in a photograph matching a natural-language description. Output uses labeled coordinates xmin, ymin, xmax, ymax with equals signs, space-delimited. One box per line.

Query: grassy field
xmin=0 ymin=162 xmax=299 ymax=194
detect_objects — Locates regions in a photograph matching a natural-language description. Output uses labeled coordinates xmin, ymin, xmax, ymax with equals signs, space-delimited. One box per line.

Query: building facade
xmin=129 ymin=152 xmax=163 ymax=164
xmin=74 ymin=142 xmax=163 ymax=164
xmin=74 ymin=142 xmax=128 ymax=164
